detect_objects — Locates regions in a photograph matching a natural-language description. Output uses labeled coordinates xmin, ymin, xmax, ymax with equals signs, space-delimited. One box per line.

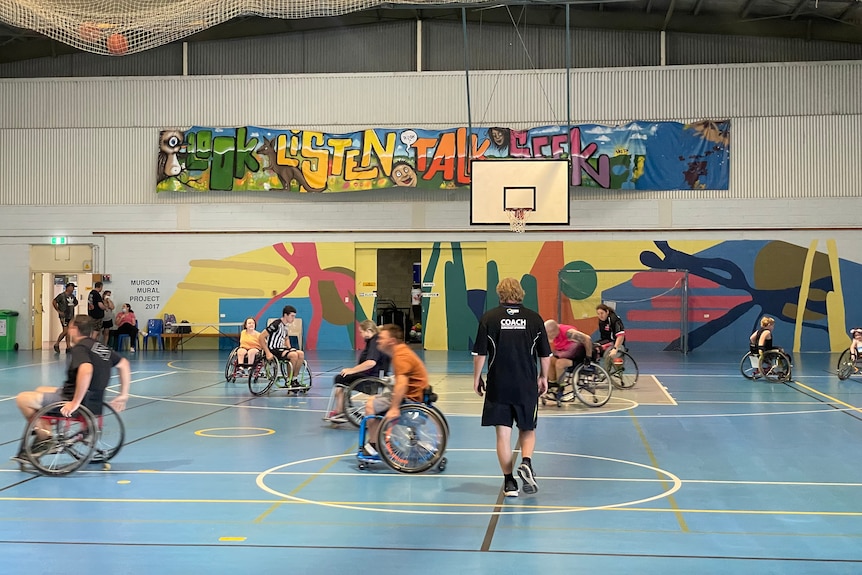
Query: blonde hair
xmin=359 ymin=319 xmax=378 ymax=333
xmin=496 ymin=277 xmax=525 ymax=304
xmin=544 ymin=319 xmax=559 ymax=336
xmin=760 ymin=316 xmax=775 ymax=328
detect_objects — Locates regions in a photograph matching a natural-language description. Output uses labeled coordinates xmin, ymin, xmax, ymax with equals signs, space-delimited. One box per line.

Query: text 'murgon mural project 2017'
xmin=156 ymin=121 xmax=730 ymax=193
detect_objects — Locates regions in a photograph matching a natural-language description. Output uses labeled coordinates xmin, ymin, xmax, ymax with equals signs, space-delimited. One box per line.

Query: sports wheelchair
xmin=542 ymin=358 xmax=614 ymax=408
xmin=740 ymin=349 xmax=792 ymax=382
xmin=247 ymin=352 xmax=312 ymax=396
xmin=16 ymin=401 xmax=125 ymax=476
xmin=323 ymin=375 xmax=391 ymax=427
xmin=837 ymin=353 xmax=861 ymax=381
xmin=356 ymin=385 xmax=448 ymax=473
xmin=224 ymin=346 xmax=262 ymax=383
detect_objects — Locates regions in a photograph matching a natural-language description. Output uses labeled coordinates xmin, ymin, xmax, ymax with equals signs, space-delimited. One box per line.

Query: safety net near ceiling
xmin=0 ymin=0 xmax=485 ymax=56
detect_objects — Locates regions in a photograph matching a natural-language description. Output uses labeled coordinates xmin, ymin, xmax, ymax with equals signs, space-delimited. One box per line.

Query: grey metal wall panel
xmin=668 ymin=32 xmax=862 ymax=65
xmin=0 ymin=45 xmax=182 ymax=78
xmin=3 ymin=62 xmax=862 ymax=131
xmin=189 ymin=22 xmax=414 ymax=75
xmin=189 ymin=34 xmax=307 ymax=75
xmin=424 ymin=22 xmax=660 ymax=71
xmin=303 ymin=22 xmax=415 ymax=73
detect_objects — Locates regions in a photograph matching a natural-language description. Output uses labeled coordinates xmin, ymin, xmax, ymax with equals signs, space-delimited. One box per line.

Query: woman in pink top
xmin=114 ymin=303 xmax=139 ymax=353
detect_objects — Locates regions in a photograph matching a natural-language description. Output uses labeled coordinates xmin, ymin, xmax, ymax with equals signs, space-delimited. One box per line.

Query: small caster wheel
xmin=540 ymin=397 xmax=546 ymax=406
xmin=103 ymin=463 xmax=111 ymax=471
xmin=437 ymin=457 xmax=447 ymax=472
xmin=556 ymin=400 xmax=562 ymax=408
xmin=358 ymin=463 xmax=367 ymax=470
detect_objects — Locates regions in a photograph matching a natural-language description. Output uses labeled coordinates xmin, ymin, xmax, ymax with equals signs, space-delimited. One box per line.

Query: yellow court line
xmin=794 ymin=239 xmax=818 ymax=352
xmin=791 ymin=379 xmax=862 ymax=415
xmin=2 ymin=496 xmax=862 ymax=517
xmin=252 ymin=445 xmax=356 ymax=523
xmin=629 ymin=411 xmax=689 ymax=532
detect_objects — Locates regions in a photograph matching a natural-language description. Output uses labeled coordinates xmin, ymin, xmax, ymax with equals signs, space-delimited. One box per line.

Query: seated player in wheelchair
xmin=236 ymin=316 xmax=262 ymax=375
xmin=595 ymin=303 xmax=626 ymax=368
xmin=850 ymin=328 xmax=862 ymax=366
xmin=750 ymin=315 xmax=792 ymax=365
xmin=259 ymin=305 xmax=306 ymax=385
xmin=544 ymin=320 xmax=593 ymax=390
xmin=326 ymin=320 xmax=391 ymax=423
xmin=361 ymin=323 xmax=429 ymax=457
xmin=12 ymin=314 xmax=132 ymax=463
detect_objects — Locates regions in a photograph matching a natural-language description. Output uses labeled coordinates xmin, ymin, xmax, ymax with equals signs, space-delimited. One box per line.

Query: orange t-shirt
xmin=391 ymin=343 xmax=428 ymax=402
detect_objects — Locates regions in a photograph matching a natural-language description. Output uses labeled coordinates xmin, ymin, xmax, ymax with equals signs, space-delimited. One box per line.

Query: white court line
xmin=651 ymin=374 xmax=678 ymax=406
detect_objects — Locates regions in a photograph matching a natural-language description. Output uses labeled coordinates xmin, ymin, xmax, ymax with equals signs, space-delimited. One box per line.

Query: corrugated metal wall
xmin=424 ymin=22 xmax=660 ymax=71
xmin=1 ymin=62 xmax=860 ymax=205
xmin=5 ymin=23 xmax=862 ymax=79
xmin=189 ymin=22 xmax=416 ymax=75
xmin=667 ymin=32 xmax=862 ymax=66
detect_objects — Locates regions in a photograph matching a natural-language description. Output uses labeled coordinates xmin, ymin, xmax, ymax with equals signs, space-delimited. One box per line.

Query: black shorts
xmin=59 ymin=316 xmax=71 ymax=328
xmin=481 ymin=399 xmax=538 ymax=431
xmin=272 ymin=347 xmax=298 ymax=357
xmin=102 ymin=319 xmax=114 ymax=329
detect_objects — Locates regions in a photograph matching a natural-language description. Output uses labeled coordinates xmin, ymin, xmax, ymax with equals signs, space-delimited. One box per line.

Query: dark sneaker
xmin=53 ymin=344 xmax=60 ymax=353
xmin=504 ymin=476 xmax=519 ymax=497
xmin=518 ymin=462 xmax=538 ymax=494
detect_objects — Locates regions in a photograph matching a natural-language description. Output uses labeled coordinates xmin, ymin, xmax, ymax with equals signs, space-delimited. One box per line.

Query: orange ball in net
xmin=79 ymin=22 xmax=101 ymax=43
xmin=106 ymin=33 xmax=128 ymax=55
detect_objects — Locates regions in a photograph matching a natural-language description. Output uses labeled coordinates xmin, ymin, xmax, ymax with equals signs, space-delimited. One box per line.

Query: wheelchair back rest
xmin=423 ymin=385 xmax=438 ymax=405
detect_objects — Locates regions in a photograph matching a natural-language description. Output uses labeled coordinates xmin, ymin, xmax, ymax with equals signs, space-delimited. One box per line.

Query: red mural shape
xmin=254 ymin=243 xmax=356 ymax=349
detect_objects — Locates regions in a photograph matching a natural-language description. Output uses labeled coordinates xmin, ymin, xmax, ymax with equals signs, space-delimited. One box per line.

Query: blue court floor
xmin=2 ymin=348 xmax=862 ymax=574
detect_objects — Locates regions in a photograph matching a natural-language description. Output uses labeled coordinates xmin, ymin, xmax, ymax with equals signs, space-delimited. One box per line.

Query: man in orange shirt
xmin=362 ymin=323 xmax=428 ymax=456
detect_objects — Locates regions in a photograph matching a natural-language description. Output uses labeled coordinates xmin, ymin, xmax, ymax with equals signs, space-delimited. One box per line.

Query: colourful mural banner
xmin=156 ymin=121 xmax=730 ymax=193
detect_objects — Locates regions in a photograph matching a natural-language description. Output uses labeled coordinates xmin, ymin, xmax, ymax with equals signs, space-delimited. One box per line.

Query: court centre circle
xmin=196 ymin=427 xmax=276 ymax=438
xmin=255 ymin=448 xmax=682 ymax=516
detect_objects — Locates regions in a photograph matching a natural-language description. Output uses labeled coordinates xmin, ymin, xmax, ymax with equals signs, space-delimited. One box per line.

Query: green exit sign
xmin=50 ymin=237 xmax=67 ymax=245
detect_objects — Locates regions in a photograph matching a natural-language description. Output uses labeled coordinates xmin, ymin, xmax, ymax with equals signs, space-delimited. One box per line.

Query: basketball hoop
xmin=505 ymin=208 xmax=532 ymax=233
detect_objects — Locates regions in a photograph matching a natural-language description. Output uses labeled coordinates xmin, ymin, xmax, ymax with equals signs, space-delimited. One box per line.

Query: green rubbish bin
xmin=0 ymin=310 xmax=19 ymax=351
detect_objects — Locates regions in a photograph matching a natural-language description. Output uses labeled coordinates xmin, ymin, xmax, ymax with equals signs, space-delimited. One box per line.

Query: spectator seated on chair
xmin=114 ymin=304 xmax=139 ymax=353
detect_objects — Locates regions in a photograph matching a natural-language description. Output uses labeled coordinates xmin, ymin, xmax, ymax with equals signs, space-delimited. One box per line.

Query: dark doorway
xmin=376 ymin=248 xmax=421 ymax=343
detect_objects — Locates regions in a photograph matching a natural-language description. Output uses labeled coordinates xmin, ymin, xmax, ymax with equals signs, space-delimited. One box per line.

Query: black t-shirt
xmin=598 ymin=312 xmax=625 ymax=344
xmin=754 ymin=328 xmax=773 ymax=351
xmin=358 ymin=334 xmax=390 ymax=376
xmin=88 ymin=289 xmax=105 ymax=319
xmin=54 ymin=292 xmax=78 ymax=320
xmin=62 ymin=337 xmax=122 ymax=414
xmin=472 ymin=304 xmax=552 ymax=404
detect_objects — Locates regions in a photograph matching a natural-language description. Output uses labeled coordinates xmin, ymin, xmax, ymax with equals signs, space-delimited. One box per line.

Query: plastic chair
xmin=142 ymin=319 xmax=164 ymax=351
xmin=116 ymin=321 xmax=139 ymax=351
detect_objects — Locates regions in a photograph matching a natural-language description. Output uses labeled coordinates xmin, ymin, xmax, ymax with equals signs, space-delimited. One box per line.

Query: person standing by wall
xmin=472 ymin=277 xmax=551 ymax=498
xmin=87 ymin=281 xmax=106 ymax=340
xmin=101 ymin=289 xmax=115 ymax=346
xmin=52 ymin=283 xmax=78 ymax=353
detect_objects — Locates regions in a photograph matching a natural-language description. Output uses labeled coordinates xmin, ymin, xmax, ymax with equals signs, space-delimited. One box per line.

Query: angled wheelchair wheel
xmin=248 ymin=357 xmax=275 ymax=396
xmin=836 ymin=348 xmax=851 ymax=373
xmin=377 ymin=403 xmax=447 ymax=474
xmin=290 ymin=360 xmax=313 ymax=393
xmin=838 ymin=360 xmax=856 ymax=381
xmin=573 ymin=363 xmax=613 ymax=407
xmin=740 ymin=353 xmax=760 ymax=380
xmin=344 ymin=377 xmax=388 ymax=427
xmin=225 ymin=348 xmax=239 ymax=383
xmin=91 ymin=402 xmax=125 ymax=464
xmin=759 ymin=350 xmax=791 ymax=382
xmin=24 ymin=402 xmax=99 ymax=476
xmin=608 ymin=351 xmax=638 ymax=389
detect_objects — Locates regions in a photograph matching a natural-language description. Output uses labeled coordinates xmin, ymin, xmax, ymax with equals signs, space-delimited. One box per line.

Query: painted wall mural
xmin=156 ymin=121 xmax=730 ymax=194
xmin=159 ymin=238 xmax=858 ymax=354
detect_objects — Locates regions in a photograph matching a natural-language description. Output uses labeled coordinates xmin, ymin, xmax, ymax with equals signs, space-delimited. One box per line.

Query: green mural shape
xmin=521 ymin=274 xmax=539 ymax=313
xmin=445 ymin=242 xmax=479 ymax=350
xmin=485 ymin=260 xmax=500 ymax=313
xmin=560 ymin=260 xmax=598 ymax=301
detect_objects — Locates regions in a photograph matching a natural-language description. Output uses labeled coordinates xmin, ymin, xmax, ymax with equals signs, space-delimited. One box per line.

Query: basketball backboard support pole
xmin=470 ymin=159 xmax=570 ymax=226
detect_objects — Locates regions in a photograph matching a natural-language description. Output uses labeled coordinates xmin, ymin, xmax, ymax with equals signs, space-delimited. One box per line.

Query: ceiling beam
xmin=663 ymin=0 xmax=678 ymax=28
xmin=739 ymin=0 xmax=758 ymax=19
xmin=837 ymin=0 xmax=861 ymax=20
xmin=691 ymin=0 xmax=706 ymax=16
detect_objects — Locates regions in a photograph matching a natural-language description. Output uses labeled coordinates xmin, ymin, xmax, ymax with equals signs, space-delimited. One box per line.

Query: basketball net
xmin=505 ymin=208 xmax=532 ymax=233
